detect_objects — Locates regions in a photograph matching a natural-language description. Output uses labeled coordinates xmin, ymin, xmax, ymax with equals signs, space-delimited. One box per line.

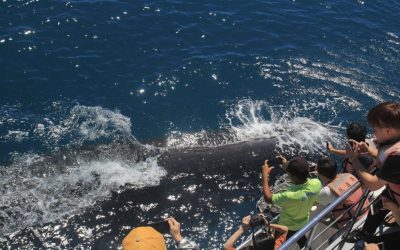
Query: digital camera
xmin=250 ymin=213 xmax=268 ymax=228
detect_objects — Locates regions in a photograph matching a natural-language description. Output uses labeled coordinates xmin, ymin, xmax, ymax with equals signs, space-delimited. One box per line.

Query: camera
xmin=268 ymin=157 xmax=283 ymax=168
xmin=250 ymin=213 xmax=268 ymax=228
xmin=145 ymin=220 xmax=170 ymax=234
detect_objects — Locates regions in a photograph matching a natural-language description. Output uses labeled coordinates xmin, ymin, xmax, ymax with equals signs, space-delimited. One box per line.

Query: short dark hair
xmin=287 ymin=157 xmax=309 ymax=181
xmin=346 ymin=123 xmax=367 ymax=142
xmin=252 ymin=232 xmax=275 ymax=250
xmin=367 ymin=102 xmax=400 ymax=130
xmin=317 ymin=157 xmax=337 ymax=180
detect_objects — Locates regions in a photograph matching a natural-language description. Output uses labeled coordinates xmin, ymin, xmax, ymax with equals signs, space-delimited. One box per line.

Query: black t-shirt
xmin=359 ymin=155 xmax=374 ymax=170
xmin=376 ymin=155 xmax=400 ymax=184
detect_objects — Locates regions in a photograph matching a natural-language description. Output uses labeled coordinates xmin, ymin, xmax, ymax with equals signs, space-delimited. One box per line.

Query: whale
xmin=0 ymin=137 xmax=282 ymax=249
xmin=22 ymin=137 xmax=280 ymax=176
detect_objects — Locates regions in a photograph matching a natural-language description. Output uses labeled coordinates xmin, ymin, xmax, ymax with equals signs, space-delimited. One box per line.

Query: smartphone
xmin=268 ymin=157 xmax=282 ymax=168
xmin=146 ymin=220 xmax=170 ymax=234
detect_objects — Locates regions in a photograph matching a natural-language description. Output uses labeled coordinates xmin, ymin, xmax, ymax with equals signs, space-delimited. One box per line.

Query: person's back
xmin=317 ymin=158 xmax=368 ymax=228
xmin=273 ymin=177 xmax=321 ymax=231
xmin=262 ymin=156 xmax=321 ymax=248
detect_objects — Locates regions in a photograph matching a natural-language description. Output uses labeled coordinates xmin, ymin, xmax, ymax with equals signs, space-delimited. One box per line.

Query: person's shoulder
xmin=382 ymin=155 xmax=400 ymax=169
xmin=319 ymin=185 xmax=331 ymax=194
xmin=308 ymin=178 xmax=322 ymax=187
xmin=386 ymin=154 xmax=400 ymax=161
xmin=272 ymin=190 xmax=291 ymax=204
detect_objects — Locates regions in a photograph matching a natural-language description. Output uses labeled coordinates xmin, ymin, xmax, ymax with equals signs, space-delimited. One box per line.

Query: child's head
xmin=367 ymin=102 xmax=400 ymax=143
xmin=252 ymin=232 xmax=275 ymax=250
xmin=316 ymin=157 xmax=337 ymax=183
xmin=346 ymin=123 xmax=367 ymax=142
xmin=242 ymin=232 xmax=275 ymax=250
xmin=286 ymin=156 xmax=309 ymax=184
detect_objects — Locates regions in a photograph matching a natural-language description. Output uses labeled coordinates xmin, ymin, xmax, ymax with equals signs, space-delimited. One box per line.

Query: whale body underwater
xmin=1 ymin=137 xmax=282 ymax=249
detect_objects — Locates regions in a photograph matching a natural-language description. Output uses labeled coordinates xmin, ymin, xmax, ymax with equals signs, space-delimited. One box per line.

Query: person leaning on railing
xmin=224 ymin=215 xmax=288 ymax=250
xmin=262 ymin=156 xmax=321 ymax=249
xmin=316 ymin=157 xmax=369 ymax=228
xmin=344 ymin=102 xmax=400 ymax=244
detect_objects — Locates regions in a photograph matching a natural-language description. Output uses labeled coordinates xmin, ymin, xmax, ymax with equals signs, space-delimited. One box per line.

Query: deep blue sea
xmin=1 ymin=0 xmax=400 ymax=249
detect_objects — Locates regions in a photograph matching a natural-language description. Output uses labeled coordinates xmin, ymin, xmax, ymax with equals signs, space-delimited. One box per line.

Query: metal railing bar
xmin=311 ymin=199 xmax=361 ymax=242
xmin=337 ymin=188 xmax=371 ymax=249
xmin=315 ymin=238 xmax=329 ymax=250
xmin=309 ymin=188 xmax=372 ymax=250
xmin=278 ymin=181 xmax=362 ymax=250
xmin=304 ymin=224 xmax=319 ymax=250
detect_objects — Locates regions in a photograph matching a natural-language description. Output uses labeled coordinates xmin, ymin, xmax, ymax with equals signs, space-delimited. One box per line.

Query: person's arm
xmin=167 ymin=217 xmax=199 ymax=250
xmin=358 ymin=141 xmax=378 ymax=158
xmin=351 ymin=156 xmax=387 ymax=190
xmin=277 ymin=155 xmax=288 ymax=170
xmin=224 ymin=216 xmax=251 ymax=250
xmin=270 ymin=224 xmax=288 ymax=235
xmin=262 ymin=160 xmax=274 ymax=203
xmin=347 ymin=144 xmax=387 ymax=190
xmin=317 ymin=186 xmax=335 ymax=206
xmin=364 ymin=242 xmax=382 ymax=250
xmin=383 ymin=198 xmax=400 ymax=225
xmin=168 ymin=217 xmax=183 ymax=242
xmin=326 ymin=141 xmax=346 ymax=156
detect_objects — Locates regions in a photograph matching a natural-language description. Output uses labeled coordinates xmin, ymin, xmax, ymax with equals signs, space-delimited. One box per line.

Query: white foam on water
xmin=0 ymin=104 xmax=167 ymax=235
xmin=165 ymin=98 xmax=343 ymax=155
xmin=387 ymin=32 xmax=399 ymax=39
xmin=1 ymin=104 xmax=134 ymax=149
xmin=165 ymin=129 xmax=232 ymax=148
xmin=225 ymin=99 xmax=343 ymax=155
xmin=0 ymin=157 xmax=166 ymax=235
xmin=4 ymin=130 xmax=29 ymax=142
xmin=36 ymin=105 xmax=133 ymax=146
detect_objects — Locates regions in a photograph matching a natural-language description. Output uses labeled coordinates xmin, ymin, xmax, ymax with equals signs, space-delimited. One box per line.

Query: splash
xmin=34 ymin=105 xmax=134 ymax=148
xmin=0 ymin=157 xmax=166 ymax=235
xmin=225 ymin=99 xmax=343 ymax=155
xmin=0 ymin=104 xmax=135 ymax=154
xmin=0 ymin=105 xmax=166 ymax=235
xmin=166 ymin=98 xmax=343 ymax=156
xmin=165 ymin=130 xmax=231 ymax=148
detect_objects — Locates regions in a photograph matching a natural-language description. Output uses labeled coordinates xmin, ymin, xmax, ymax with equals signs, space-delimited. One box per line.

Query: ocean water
xmin=1 ymin=0 xmax=399 ymax=249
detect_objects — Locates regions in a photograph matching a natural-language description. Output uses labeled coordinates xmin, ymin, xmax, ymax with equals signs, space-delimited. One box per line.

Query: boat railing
xmin=279 ymin=180 xmax=370 ymax=250
xmin=237 ymin=180 xmax=378 ymax=250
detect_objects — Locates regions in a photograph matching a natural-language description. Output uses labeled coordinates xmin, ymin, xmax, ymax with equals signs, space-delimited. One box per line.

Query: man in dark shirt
xmin=345 ymin=102 xmax=400 ymax=242
xmin=375 ymin=155 xmax=400 ymax=184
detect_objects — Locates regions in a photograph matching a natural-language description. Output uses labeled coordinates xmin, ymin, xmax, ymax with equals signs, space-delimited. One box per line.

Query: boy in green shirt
xmin=262 ymin=156 xmax=322 ymax=249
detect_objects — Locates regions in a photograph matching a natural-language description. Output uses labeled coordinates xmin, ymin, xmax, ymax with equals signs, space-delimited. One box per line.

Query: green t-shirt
xmin=272 ymin=178 xmax=322 ymax=231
